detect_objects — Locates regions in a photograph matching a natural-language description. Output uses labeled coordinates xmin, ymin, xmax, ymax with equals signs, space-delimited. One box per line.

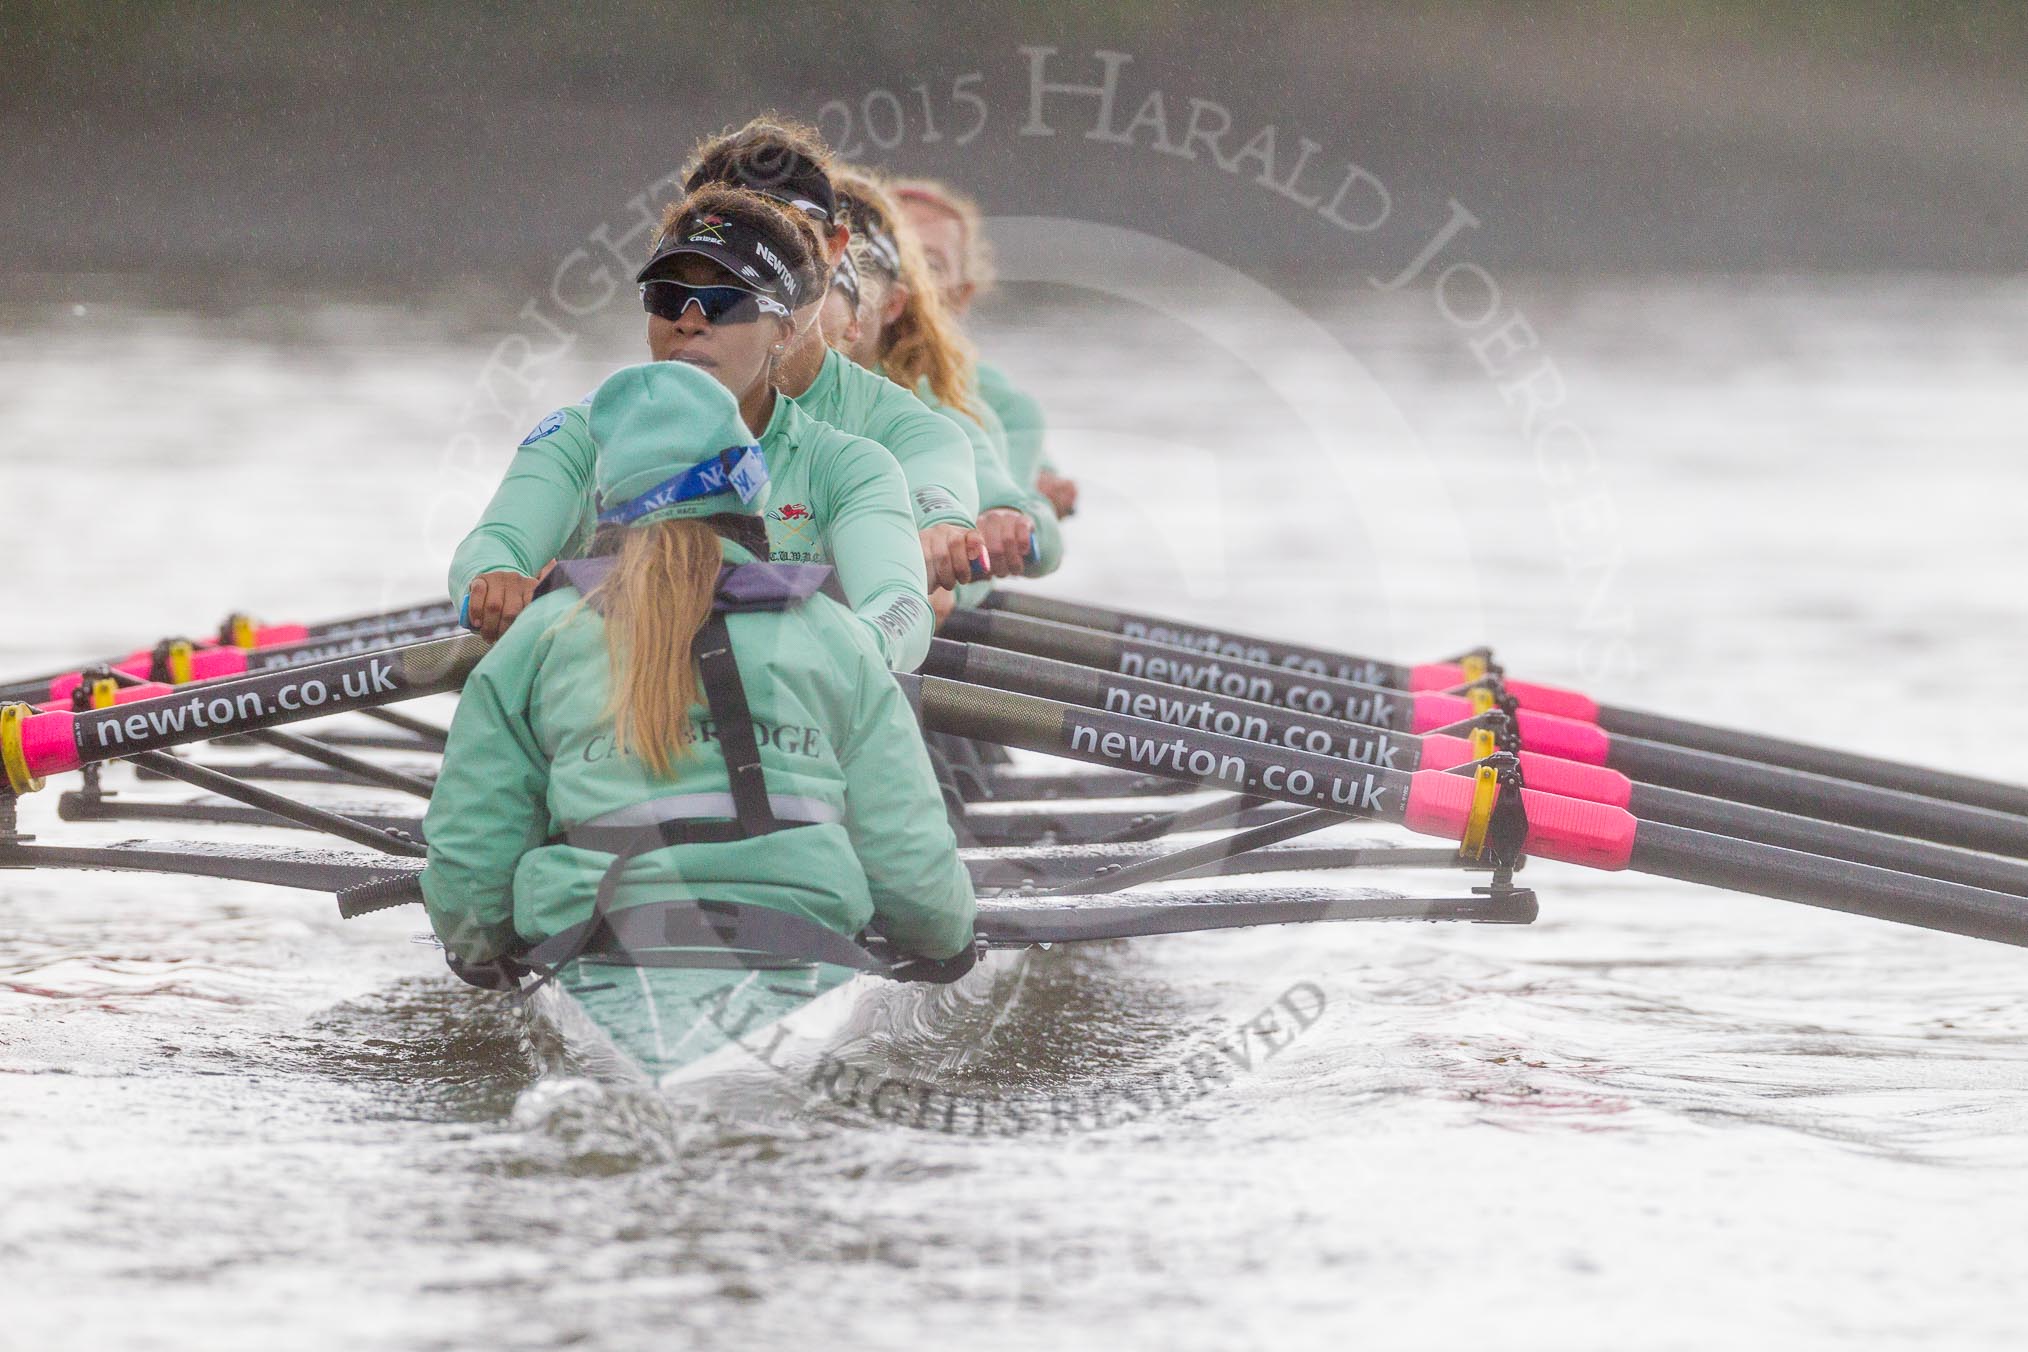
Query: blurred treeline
xmin=5 ymin=2 xmax=2025 ymax=279
xmin=9 ymin=1 xmax=2024 ymax=99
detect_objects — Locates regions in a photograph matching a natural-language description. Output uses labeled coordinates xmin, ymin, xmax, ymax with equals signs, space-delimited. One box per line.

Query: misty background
xmin=6 ymin=1 xmax=2025 ymax=289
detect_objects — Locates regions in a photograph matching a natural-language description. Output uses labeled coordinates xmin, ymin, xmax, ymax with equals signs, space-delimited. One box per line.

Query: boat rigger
xmin=11 ymin=556 xmax=2028 ymax=1092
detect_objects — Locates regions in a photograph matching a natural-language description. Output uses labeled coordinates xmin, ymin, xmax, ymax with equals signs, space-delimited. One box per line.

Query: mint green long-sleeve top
xmin=420 ymin=541 xmax=976 ymax=966
xmin=448 ymin=392 xmax=933 ymax=671
xmin=796 ymin=347 xmax=979 ymax=530
xmin=975 ymin=359 xmax=1055 ymax=487
xmin=931 ymin=386 xmax=1062 ymax=578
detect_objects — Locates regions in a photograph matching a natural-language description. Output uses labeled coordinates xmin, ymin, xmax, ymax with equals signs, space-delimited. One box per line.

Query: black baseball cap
xmin=635 ymin=210 xmax=805 ymax=313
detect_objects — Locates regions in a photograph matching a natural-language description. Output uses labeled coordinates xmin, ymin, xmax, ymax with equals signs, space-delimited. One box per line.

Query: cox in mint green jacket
xmin=420 ymin=540 xmax=976 ymax=966
xmin=448 ymin=392 xmax=934 ymax=672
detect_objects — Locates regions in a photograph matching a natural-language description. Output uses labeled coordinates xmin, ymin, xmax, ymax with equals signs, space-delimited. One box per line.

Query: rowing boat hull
xmin=527 ymin=951 xmax=1019 ymax=1115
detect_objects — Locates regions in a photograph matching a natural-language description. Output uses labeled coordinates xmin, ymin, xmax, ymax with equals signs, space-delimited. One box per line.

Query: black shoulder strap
xmin=693 ymin=610 xmax=784 ymax=836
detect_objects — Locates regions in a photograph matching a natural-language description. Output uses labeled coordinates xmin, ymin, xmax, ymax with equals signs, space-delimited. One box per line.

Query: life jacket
xmin=537 ymin=554 xmax=834 ymax=850
xmin=516 ymin=555 xmax=878 ymax=978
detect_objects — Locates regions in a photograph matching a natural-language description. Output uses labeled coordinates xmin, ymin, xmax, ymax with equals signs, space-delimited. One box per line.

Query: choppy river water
xmin=3 ymin=272 xmax=2027 ymax=1350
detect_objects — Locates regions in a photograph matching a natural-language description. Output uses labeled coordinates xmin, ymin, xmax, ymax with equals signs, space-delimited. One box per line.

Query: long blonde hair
xmin=585 ymin=518 xmax=723 ymax=777
xmin=832 ymin=164 xmax=981 ymax=421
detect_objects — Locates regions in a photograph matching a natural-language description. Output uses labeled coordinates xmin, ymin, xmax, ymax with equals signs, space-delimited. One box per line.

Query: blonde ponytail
xmin=587 ymin=518 xmax=723 ymax=776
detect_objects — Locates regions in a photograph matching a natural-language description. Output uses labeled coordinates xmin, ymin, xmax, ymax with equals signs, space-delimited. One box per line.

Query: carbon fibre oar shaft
xmin=83 ymin=664 xmax=437 ymax=798
xmin=929 ymin=637 xmax=2028 ymax=898
xmin=5 ymin=635 xmax=489 ymax=790
xmin=925 ymin=637 xmax=1624 ymax=801
xmin=903 ymin=672 xmax=2028 ymax=948
xmin=982 ymin=590 xmax=2028 ymax=817
xmin=980 ymin=592 xmax=1596 ymax=715
xmin=941 ymin=610 xmax=1608 ymax=758
xmin=266 ymin=600 xmax=457 ymax=644
xmin=944 ymin=609 xmax=2028 ymax=862
xmin=3 ymin=614 xmax=466 ymax=707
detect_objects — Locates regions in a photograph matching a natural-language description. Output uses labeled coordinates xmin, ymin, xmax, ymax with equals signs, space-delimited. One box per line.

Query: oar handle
xmin=338 ymin=872 xmax=427 ymax=919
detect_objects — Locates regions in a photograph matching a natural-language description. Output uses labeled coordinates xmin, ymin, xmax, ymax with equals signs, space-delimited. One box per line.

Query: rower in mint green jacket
xmin=421 ymin=359 xmax=975 ymax=973
xmin=893 ymin=176 xmax=1080 ymax=521
xmin=678 ymin=126 xmax=989 ymax=594
xmin=797 ymin=344 xmax=980 ymax=538
xmin=820 ymin=165 xmax=1060 ymax=584
xmin=450 ymin=187 xmax=934 ymax=672
xmin=976 ymin=359 xmax=1050 ymax=490
xmin=919 ymin=379 xmax=1063 ymax=579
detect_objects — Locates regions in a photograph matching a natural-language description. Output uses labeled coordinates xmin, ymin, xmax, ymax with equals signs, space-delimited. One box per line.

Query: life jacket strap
xmin=539 ymin=556 xmax=836 ymax=611
xmin=518 ymin=559 xmax=840 ymax=988
xmin=552 ymin=793 xmax=840 ymax=853
xmin=520 ymin=898 xmax=888 ymax=975
xmin=694 ymin=609 xmax=782 ymax=837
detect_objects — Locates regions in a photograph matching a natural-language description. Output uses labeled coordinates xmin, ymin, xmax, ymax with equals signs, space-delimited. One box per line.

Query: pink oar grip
xmin=1417 ymin=734 xmax=1634 ymax=808
xmin=1409 ymin=662 xmax=1601 ymax=722
xmin=36 ymin=681 xmax=177 ymax=713
xmin=186 ymin=649 xmax=251 ymax=681
xmin=1403 ymin=770 xmax=1637 ymax=870
xmin=1514 ymin=709 xmax=1611 ymax=763
xmin=47 ymin=648 xmax=252 ymax=703
xmin=250 ymin=624 xmax=311 ymax=647
xmin=1408 ymin=691 xmax=1473 ymax=731
xmin=1409 ymin=694 xmax=1612 ymax=764
xmin=20 ymin=709 xmax=80 ymax=778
